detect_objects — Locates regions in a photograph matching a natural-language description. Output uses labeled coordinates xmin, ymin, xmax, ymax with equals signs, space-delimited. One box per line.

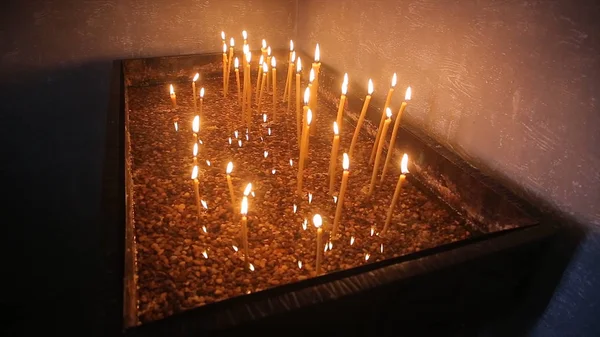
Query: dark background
xmin=1 ymin=0 xmax=598 ymax=336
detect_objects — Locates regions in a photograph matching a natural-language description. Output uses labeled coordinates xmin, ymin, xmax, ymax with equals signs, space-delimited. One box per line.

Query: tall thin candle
xmin=297 ymin=108 xmax=312 ymax=196
xmin=271 ymin=56 xmax=277 ymax=121
xmin=381 ymin=154 xmax=409 ymax=236
xmin=332 ymin=153 xmax=350 ymax=237
xmin=370 ymin=73 xmax=397 ymax=164
xmin=286 ymin=51 xmax=296 ymax=112
xmin=222 ymin=42 xmax=228 ymax=96
xmin=381 ymin=87 xmax=411 ymax=181
xmin=240 ymin=196 xmax=250 ymax=269
xmin=226 ymin=162 xmax=236 ymax=210
xmin=313 ymin=214 xmax=323 ymax=275
xmin=348 ymin=79 xmax=374 ymax=158
xmin=328 ymin=122 xmax=340 ymax=195
xmin=169 ymin=84 xmax=177 ymax=109
xmin=258 ymin=62 xmax=268 ymax=113
xmin=335 ymin=74 xmax=349 ymax=131
xmin=192 ymin=115 xmax=200 ymax=143
xmin=226 ymin=37 xmax=235 ymax=91
xmin=255 ymin=55 xmax=264 ymax=100
xmin=283 ymin=40 xmax=294 ymax=102
xmin=245 ymin=52 xmax=252 ymax=127
xmin=192 ymin=73 xmax=199 ymax=113
xmin=199 ymin=88 xmax=205 ymax=119
xmin=234 ymin=58 xmax=241 ymax=104
xmin=191 ymin=165 xmax=202 ymax=223
xmin=295 ymin=57 xmax=302 ymax=141
xmin=368 ymin=108 xmax=392 ymax=196
xmin=310 ymin=44 xmax=321 ymax=135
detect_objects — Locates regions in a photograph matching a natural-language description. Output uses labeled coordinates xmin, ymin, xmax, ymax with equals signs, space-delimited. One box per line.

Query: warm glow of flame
xmin=202 ymin=225 xmax=207 ymax=233
xmin=333 ymin=196 xmax=337 ymax=203
xmin=368 ymin=79 xmax=374 ymax=95
xmin=226 ymin=161 xmax=233 ymax=174
xmin=206 ymin=159 xmax=211 ymax=167
xmin=309 ymin=68 xmax=315 ymax=82
xmin=200 ymin=87 xmax=205 ymax=98
xmin=264 ymin=151 xmax=269 ymax=158
xmin=246 ymin=52 xmax=252 ymax=63
xmin=306 ymin=109 xmax=313 ymax=125
xmin=193 ymin=143 xmax=198 ymax=157
xmin=293 ymin=204 xmax=297 ymax=213
xmin=291 ymin=51 xmax=296 ymax=62
xmin=191 ymin=165 xmax=199 ymax=180
xmin=242 ymin=30 xmax=247 ymax=40
xmin=400 ymin=153 xmax=409 ymax=174
xmin=391 ymin=73 xmax=397 ymax=87
xmin=290 ymin=40 xmax=294 ymax=51
xmin=193 ymin=73 xmax=199 ymax=82
xmin=262 ymin=62 xmax=268 ymax=73
xmin=243 ymin=183 xmax=252 ymax=196
xmin=234 ymin=130 xmax=238 ymax=138
xmin=308 ymin=192 xmax=313 ymax=204
xmin=302 ymin=218 xmax=308 ymax=230
xmin=170 ymin=84 xmax=175 ymax=95
xmin=267 ymin=46 xmax=272 ymax=56
xmin=262 ymin=39 xmax=267 ymax=49
xmin=342 ymin=76 xmax=348 ymax=95
xmin=370 ymin=227 xmax=375 ymax=236
xmin=342 ymin=153 xmax=349 ymax=170
xmin=365 ymin=253 xmax=370 ymax=261
xmin=271 ymin=56 xmax=276 ymax=67
xmin=202 ymin=250 xmax=208 ymax=259
xmin=268 ymin=128 xmax=272 ymax=135
xmin=350 ymin=236 xmax=355 ymax=245
xmin=238 ymin=140 xmax=242 ymax=147
xmin=230 ymin=37 xmax=234 ymax=46
xmin=174 ymin=122 xmax=178 ymax=132
xmin=333 ymin=122 xmax=339 ymax=135
xmin=259 ymin=55 xmax=264 ymax=65
xmin=199 ymin=139 xmax=203 ymax=145
xmin=249 ymin=263 xmax=255 ymax=271
xmin=201 ymin=200 xmax=208 ymax=209
xmin=223 ymin=43 xmax=227 ymax=53
xmin=271 ymin=169 xmax=276 ymax=174
xmin=243 ymin=44 xmax=249 ymax=54
xmin=192 ymin=115 xmax=200 ymax=133
xmin=263 ymin=114 xmax=267 ymax=123
xmin=303 ymin=87 xmax=310 ymax=105
xmin=405 ymin=86 xmax=412 ymax=101
xmin=232 ymin=245 xmax=238 ymax=252
xmin=386 ymin=107 xmax=392 ymax=119
xmin=290 ymin=159 xmax=293 ymax=166
xmin=314 ymin=43 xmax=320 ymax=62
xmin=221 ymin=31 xmax=225 ymax=40
xmin=313 ymin=214 xmax=323 ymax=228
xmin=298 ymin=261 xmax=302 ymax=269
xmin=234 ymin=57 xmax=239 ymax=68
xmin=228 ymin=137 xmax=232 ymax=145
xmin=324 ymin=244 xmax=328 ymax=253
xmin=241 ymin=196 xmax=248 ymax=215
xmin=296 ymin=57 xmax=302 ymax=72
xmin=380 ymin=244 xmax=384 ymax=253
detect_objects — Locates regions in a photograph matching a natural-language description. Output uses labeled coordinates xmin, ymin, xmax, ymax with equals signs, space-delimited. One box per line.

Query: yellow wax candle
xmin=261 ymin=39 xmax=267 ymax=62
xmin=300 ymin=87 xmax=310 ymax=150
xmin=271 ymin=57 xmax=277 ymax=121
xmin=381 ymin=154 xmax=409 ymax=236
xmin=332 ymin=153 xmax=350 ymax=237
xmin=297 ymin=108 xmax=312 ymax=196
xmin=258 ymin=62 xmax=268 ymax=113
xmin=222 ymin=42 xmax=228 ymax=97
xmin=295 ymin=58 xmax=302 ymax=141
xmin=313 ymin=214 xmax=323 ymax=275
xmin=191 ymin=165 xmax=202 ymax=222
xmin=226 ymin=162 xmax=236 ymax=210
xmin=266 ymin=46 xmax=272 ymax=91
xmin=192 ymin=73 xmax=199 ymax=113
xmin=310 ymin=44 xmax=321 ymax=135
xmin=328 ymin=122 xmax=340 ymax=195
xmin=227 ymin=37 xmax=235 ymax=90
xmin=192 ymin=115 xmax=200 ymax=143
xmin=169 ymin=84 xmax=177 ymax=109
xmin=221 ymin=31 xmax=226 ymax=45
xmin=199 ymin=88 xmax=205 ymax=119
xmin=368 ymin=108 xmax=392 ymax=196
xmin=245 ymin=52 xmax=252 ymax=127
xmin=240 ymin=196 xmax=250 ymax=269
xmin=192 ymin=143 xmax=199 ymax=165
xmin=370 ymin=73 xmax=397 ymax=164
xmin=308 ymin=69 xmax=316 ymax=117
xmin=348 ymin=79 xmax=374 ymax=158
xmin=381 ymin=87 xmax=411 ymax=181
xmin=335 ymin=74 xmax=349 ymax=131
xmin=242 ymin=30 xmax=248 ymax=47
xmin=286 ymin=51 xmax=296 ymax=111
xmin=255 ymin=55 xmax=264 ymax=101
xmin=284 ymin=41 xmax=294 ymax=102
xmin=234 ymin=58 xmax=241 ymax=104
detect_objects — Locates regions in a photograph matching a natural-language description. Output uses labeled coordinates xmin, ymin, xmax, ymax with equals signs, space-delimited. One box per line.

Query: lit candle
xmin=308 ymin=68 xmax=316 ymax=124
xmin=240 ymin=196 xmax=250 ymax=269
xmin=261 ymin=39 xmax=267 ymax=61
xmin=266 ymin=46 xmax=272 ymax=91
xmin=310 ymin=44 xmax=321 ymax=135
xmin=242 ymin=45 xmax=249 ymax=120
xmin=313 ymin=214 xmax=323 ymax=275
xmin=271 ymin=56 xmax=277 ymax=121
xmin=332 ymin=153 xmax=350 ymax=237
xmin=381 ymin=87 xmax=411 ymax=181
xmin=301 ymin=88 xmax=311 ymax=159
xmin=192 ymin=115 xmax=200 ymax=143
xmin=368 ymin=108 xmax=392 ymax=196
xmin=295 ymin=57 xmax=302 ymax=141
xmin=193 ymin=143 xmax=199 ymax=165
xmin=381 ymin=154 xmax=409 ymax=236
xmin=283 ymin=40 xmax=294 ymax=102
xmin=192 ymin=73 xmax=199 ymax=113
xmin=226 ymin=162 xmax=236 ymax=210
xmin=191 ymin=165 xmax=202 ymax=222
xmin=286 ymin=51 xmax=296 ymax=112
xmin=348 ymin=79 xmax=374 ymax=158
xmin=169 ymin=84 xmax=177 ymax=109
xmin=335 ymin=74 xmax=349 ymax=131
xmin=221 ymin=31 xmax=226 ymax=45
xmin=242 ymin=30 xmax=248 ymax=46
xmin=300 ymin=87 xmax=310 ymax=150
xmin=297 ymin=108 xmax=312 ymax=196
xmin=222 ymin=42 xmax=228 ymax=96
xmin=245 ymin=52 xmax=252 ymax=127
xmin=328 ymin=122 xmax=340 ymax=195
xmin=370 ymin=73 xmax=397 ymax=164
xmin=227 ymin=37 xmax=235 ymax=91
xmin=258 ymin=62 xmax=268 ymax=113
xmin=255 ymin=55 xmax=264 ymax=101
xmin=234 ymin=58 xmax=241 ymax=104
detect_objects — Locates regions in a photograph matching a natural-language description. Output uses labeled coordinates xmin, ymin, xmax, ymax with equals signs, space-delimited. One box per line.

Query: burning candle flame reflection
xmin=232 ymin=245 xmax=238 ymax=252
xmin=350 ymin=236 xmax=355 ymax=245
xmin=401 ymin=154 xmax=409 ymax=174
xmin=201 ymin=200 xmax=208 ymax=209
xmin=202 ymin=250 xmax=208 ymax=259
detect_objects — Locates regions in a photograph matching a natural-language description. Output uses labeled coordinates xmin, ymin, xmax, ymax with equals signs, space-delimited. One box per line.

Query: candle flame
xmin=262 ymin=39 xmax=267 ymax=49
xmin=309 ymin=68 xmax=315 ymax=83
xmin=174 ymin=122 xmax=178 ymax=131
xmin=296 ymin=57 xmax=302 ymax=72
xmin=342 ymin=153 xmax=349 ymax=170
xmin=206 ymin=160 xmax=211 ymax=167
xmin=271 ymin=56 xmax=276 ymax=67
xmin=259 ymin=55 xmax=264 ymax=65
xmin=230 ymin=37 xmax=234 ymax=46
xmin=264 ymin=151 xmax=269 ymax=158
xmin=271 ymin=169 xmax=277 ymax=174
xmin=303 ymin=87 xmax=310 ymax=105
xmin=234 ymin=130 xmax=239 ymax=138
xmin=193 ymin=143 xmax=198 ymax=157
xmin=333 ymin=121 xmax=339 ymax=135
xmin=223 ymin=43 xmax=227 ymax=53
xmin=391 ymin=73 xmax=397 ymax=87
xmin=263 ymin=114 xmax=267 ymax=123
xmin=249 ymin=263 xmax=255 ymax=271
xmin=291 ymin=51 xmax=296 ymax=62
xmin=192 ymin=115 xmax=200 ymax=133
xmin=251 ymin=191 xmax=255 ymax=197
xmin=226 ymin=161 xmax=233 ymax=174
xmin=298 ymin=260 xmax=302 ymax=269
xmin=201 ymin=200 xmax=208 ymax=209
xmin=342 ymin=76 xmax=348 ymax=95
xmin=313 ymin=214 xmax=323 ymax=228
xmin=243 ymin=44 xmax=249 ymax=54
xmin=329 ymin=241 xmax=333 ymax=250
xmin=290 ymin=40 xmax=294 ymax=51
xmin=169 ymin=84 xmax=175 ymax=95
xmin=246 ymin=52 xmax=252 ymax=63
xmin=262 ymin=62 xmax=268 ymax=73
xmin=400 ymin=153 xmax=409 ymax=174
xmin=333 ymin=196 xmax=337 ymax=203
xmin=290 ymin=159 xmax=293 ymax=166
xmin=293 ymin=204 xmax=297 ymax=213
xmin=267 ymin=46 xmax=272 ymax=56
xmin=314 ymin=43 xmax=320 ymax=62
xmin=238 ymin=140 xmax=242 ymax=147
xmin=324 ymin=244 xmax=328 ymax=253
xmin=221 ymin=31 xmax=225 ymax=40
xmin=405 ymin=86 xmax=412 ymax=101
xmin=202 ymin=225 xmax=207 ymax=233
xmin=308 ymin=192 xmax=313 ymax=204
xmin=380 ymin=243 xmax=384 ymax=253
xmin=228 ymin=137 xmax=232 ymax=145
xmin=202 ymin=250 xmax=208 ymax=259
xmin=370 ymin=227 xmax=375 ymax=236
xmin=386 ymin=107 xmax=392 ymax=119
xmin=365 ymin=253 xmax=370 ymax=261
xmin=268 ymin=128 xmax=272 ymax=135
xmin=307 ymin=109 xmax=313 ymax=125
xmin=232 ymin=245 xmax=238 ymax=252
xmin=242 ymin=30 xmax=247 ymax=40
xmin=302 ymin=218 xmax=308 ymax=230
xmin=234 ymin=57 xmax=239 ymax=68
xmin=193 ymin=73 xmax=199 ymax=82
xmin=241 ymin=196 xmax=248 ymax=215
xmin=200 ymin=87 xmax=205 ymax=98
xmin=191 ymin=165 xmax=199 ymax=180
xmin=350 ymin=236 xmax=355 ymax=245
xmin=198 ymin=139 xmax=203 ymax=145
xmin=243 ymin=183 xmax=252 ymax=196
xmin=368 ymin=79 xmax=374 ymax=95
xmin=245 ymin=132 xmax=249 ymax=140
